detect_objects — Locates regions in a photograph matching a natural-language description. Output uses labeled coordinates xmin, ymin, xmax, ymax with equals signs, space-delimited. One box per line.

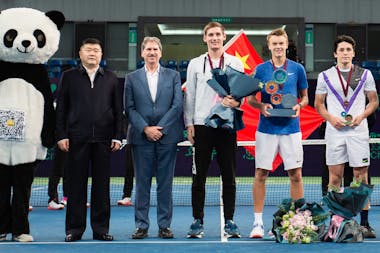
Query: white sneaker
xmin=117 ymin=197 xmax=132 ymax=206
xmin=12 ymin=234 xmax=34 ymax=242
xmin=0 ymin=234 xmax=7 ymax=241
xmin=61 ymin=197 xmax=68 ymax=206
xmin=249 ymin=223 xmax=264 ymax=238
xmin=48 ymin=200 xmax=64 ymax=210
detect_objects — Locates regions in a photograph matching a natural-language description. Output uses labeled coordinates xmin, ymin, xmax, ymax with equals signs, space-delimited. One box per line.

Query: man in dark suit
xmin=124 ymin=36 xmax=183 ymax=239
xmin=56 ymin=38 xmax=123 ymax=242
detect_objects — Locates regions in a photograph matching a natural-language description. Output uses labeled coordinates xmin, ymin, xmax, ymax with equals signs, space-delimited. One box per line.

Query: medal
xmin=265 ymin=81 xmax=278 ymax=94
xmin=273 ymin=68 xmax=287 ymax=84
xmin=341 ymin=111 xmax=347 ymax=117
xmin=344 ymin=114 xmax=353 ymax=125
xmin=271 ymin=94 xmax=282 ymax=105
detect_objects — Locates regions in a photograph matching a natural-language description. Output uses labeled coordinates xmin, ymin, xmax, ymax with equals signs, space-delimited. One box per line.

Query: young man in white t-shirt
xmin=315 ymin=35 xmax=379 ymax=238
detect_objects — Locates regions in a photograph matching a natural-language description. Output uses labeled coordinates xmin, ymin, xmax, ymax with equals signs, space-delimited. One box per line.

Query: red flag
xmin=224 ymin=30 xmax=324 ymax=171
xmin=224 ymin=30 xmax=263 ymax=75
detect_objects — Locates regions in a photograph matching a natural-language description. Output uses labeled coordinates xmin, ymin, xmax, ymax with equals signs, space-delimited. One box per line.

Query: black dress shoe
xmin=65 ymin=234 xmax=82 ymax=242
xmin=93 ymin=233 xmax=114 ymax=241
xmin=131 ymin=228 xmax=148 ymax=239
xmin=158 ymin=228 xmax=174 ymax=239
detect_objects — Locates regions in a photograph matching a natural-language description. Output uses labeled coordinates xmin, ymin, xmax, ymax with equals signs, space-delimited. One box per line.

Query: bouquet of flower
xmin=205 ymin=65 xmax=261 ymax=131
xmin=273 ymin=198 xmax=329 ymax=244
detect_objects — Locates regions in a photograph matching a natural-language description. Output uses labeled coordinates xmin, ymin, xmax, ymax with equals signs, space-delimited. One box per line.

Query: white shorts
xmin=326 ymin=134 xmax=370 ymax=167
xmin=255 ymin=131 xmax=303 ymax=171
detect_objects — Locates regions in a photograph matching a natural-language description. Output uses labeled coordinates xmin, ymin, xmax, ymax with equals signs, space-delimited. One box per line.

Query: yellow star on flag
xmin=235 ymin=51 xmax=251 ymax=71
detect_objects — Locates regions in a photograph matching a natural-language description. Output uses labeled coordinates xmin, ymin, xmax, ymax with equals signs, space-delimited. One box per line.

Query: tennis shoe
xmin=12 ymin=234 xmax=34 ymax=242
xmin=224 ymin=220 xmax=241 ymax=238
xmin=249 ymin=223 xmax=264 ymax=238
xmin=48 ymin=200 xmax=64 ymax=210
xmin=117 ymin=197 xmax=132 ymax=206
xmin=187 ymin=219 xmax=204 ymax=238
xmin=0 ymin=234 xmax=6 ymax=241
xmin=361 ymin=225 xmax=376 ymax=238
xmin=61 ymin=196 xmax=68 ymax=206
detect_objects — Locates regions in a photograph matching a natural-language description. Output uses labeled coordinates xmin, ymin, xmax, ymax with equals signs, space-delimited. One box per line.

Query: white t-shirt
xmin=316 ymin=65 xmax=377 ymax=137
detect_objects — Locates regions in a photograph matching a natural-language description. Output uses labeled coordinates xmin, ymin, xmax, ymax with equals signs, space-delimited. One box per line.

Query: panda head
xmin=0 ymin=7 xmax=65 ymax=64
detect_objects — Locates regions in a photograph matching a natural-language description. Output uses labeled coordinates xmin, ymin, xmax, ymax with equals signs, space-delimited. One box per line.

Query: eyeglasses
xmin=82 ymin=48 xmax=102 ymax=54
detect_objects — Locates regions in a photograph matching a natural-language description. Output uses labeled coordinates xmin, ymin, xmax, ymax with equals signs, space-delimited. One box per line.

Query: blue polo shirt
xmin=254 ymin=59 xmax=308 ymax=135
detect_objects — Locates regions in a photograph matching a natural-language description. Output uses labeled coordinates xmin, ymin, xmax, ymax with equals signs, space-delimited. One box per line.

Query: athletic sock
xmin=360 ymin=210 xmax=369 ymax=226
xmin=254 ymin=213 xmax=263 ymax=225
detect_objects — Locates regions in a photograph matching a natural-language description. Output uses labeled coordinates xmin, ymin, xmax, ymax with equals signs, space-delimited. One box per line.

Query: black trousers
xmin=65 ymin=141 xmax=111 ymax=236
xmin=0 ymin=161 xmax=37 ymax=235
xmin=122 ymin=144 xmax=134 ymax=198
xmin=48 ymin=146 xmax=68 ymax=202
xmin=192 ymin=125 xmax=237 ymax=221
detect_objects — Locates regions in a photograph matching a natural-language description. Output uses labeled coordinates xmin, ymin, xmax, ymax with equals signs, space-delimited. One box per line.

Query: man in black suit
xmin=56 ymin=38 xmax=123 ymax=242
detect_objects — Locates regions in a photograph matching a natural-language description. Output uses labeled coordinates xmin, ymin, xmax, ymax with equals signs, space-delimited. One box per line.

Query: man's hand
xmin=291 ymin=103 xmax=302 ymax=118
xmin=221 ymin=95 xmax=240 ymax=108
xmin=110 ymin=141 xmax=121 ymax=152
xmin=144 ymin=126 xmax=163 ymax=142
xmin=260 ymin=103 xmax=273 ymax=117
xmin=187 ymin=125 xmax=195 ymax=145
xmin=57 ymin=139 xmax=69 ymax=152
xmin=349 ymin=114 xmax=365 ymax=127
xmin=328 ymin=115 xmax=347 ymax=130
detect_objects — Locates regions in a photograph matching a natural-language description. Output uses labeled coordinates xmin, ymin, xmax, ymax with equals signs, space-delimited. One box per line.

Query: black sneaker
xmin=362 ymin=225 xmax=376 ymax=238
xmin=158 ymin=228 xmax=174 ymax=239
xmin=131 ymin=228 xmax=148 ymax=239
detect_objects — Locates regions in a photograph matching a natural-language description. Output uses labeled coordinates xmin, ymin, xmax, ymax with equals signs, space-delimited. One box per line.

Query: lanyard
xmin=335 ymin=66 xmax=353 ymax=97
xmin=207 ymin=53 xmax=224 ymax=70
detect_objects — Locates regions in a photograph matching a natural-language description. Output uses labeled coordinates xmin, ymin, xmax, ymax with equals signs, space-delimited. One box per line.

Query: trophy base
xmin=267 ymin=108 xmax=295 ymax=117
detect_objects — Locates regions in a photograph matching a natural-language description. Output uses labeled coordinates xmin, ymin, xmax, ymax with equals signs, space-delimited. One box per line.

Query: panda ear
xmin=45 ymin=10 xmax=65 ymax=30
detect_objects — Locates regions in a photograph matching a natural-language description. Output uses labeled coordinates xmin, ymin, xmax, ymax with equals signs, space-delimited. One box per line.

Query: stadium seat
xmin=165 ymin=60 xmax=178 ymax=70
xmin=66 ymin=59 xmax=78 ymax=68
xmin=100 ymin=59 xmax=107 ymax=68
xmin=47 ymin=59 xmax=63 ymax=78
xmin=179 ymin=59 xmax=189 ymax=69
xmin=179 ymin=60 xmax=189 ymax=83
xmin=137 ymin=60 xmax=145 ymax=69
xmin=48 ymin=59 xmax=63 ymax=67
xmin=361 ymin=61 xmax=376 ymax=69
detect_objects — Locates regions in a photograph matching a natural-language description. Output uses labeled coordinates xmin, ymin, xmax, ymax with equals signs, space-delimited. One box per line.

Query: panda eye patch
xmin=4 ymin=29 xmax=17 ymax=48
xmin=33 ymin=29 xmax=46 ymax=48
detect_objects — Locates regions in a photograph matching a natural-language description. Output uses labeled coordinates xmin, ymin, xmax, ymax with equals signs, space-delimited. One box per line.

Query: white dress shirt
xmin=145 ymin=65 xmax=160 ymax=102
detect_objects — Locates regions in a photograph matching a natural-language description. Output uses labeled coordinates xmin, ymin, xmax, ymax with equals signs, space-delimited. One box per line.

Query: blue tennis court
xmin=1 ymin=178 xmax=380 ymax=253
xmin=1 ymin=205 xmax=380 ymax=253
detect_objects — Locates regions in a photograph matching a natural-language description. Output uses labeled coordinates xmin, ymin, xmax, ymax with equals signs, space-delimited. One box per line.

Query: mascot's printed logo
xmin=6 ymin=119 xmax=15 ymax=126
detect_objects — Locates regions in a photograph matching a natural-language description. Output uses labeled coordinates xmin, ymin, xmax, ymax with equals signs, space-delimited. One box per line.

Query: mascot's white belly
xmin=0 ymin=78 xmax=47 ymax=165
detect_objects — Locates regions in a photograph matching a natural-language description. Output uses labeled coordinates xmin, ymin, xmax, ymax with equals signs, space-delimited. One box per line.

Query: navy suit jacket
xmin=124 ymin=67 xmax=183 ymax=145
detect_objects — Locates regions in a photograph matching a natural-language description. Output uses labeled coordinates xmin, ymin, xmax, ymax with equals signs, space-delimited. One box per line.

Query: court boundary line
xmin=2 ymin=240 xmax=380 ymax=245
xmin=219 ymin=176 xmax=227 ymax=242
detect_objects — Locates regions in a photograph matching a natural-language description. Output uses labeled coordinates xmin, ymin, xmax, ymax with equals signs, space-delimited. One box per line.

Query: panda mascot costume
xmin=0 ymin=8 xmax=64 ymax=242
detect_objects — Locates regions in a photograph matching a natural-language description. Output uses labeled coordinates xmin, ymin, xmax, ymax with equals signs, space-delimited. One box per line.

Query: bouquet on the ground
xmin=321 ymin=181 xmax=373 ymax=243
xmin=272 ymin=198 xmax=329 ymax=244
xmin=323 ymin=181 xmax=373 ymax=219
